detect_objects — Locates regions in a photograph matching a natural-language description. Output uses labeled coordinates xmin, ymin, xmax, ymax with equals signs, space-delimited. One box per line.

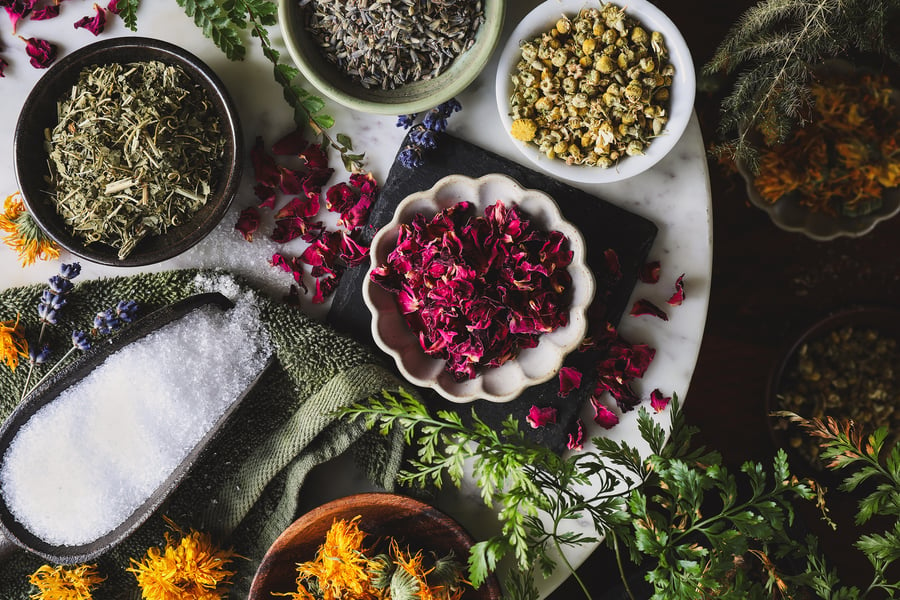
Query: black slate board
xmin=327 ymin=132 xmax=657 ymax=452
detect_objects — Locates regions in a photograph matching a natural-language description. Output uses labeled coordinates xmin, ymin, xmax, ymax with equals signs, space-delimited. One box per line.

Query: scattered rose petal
xmin=106 ymin=0 xmax=120 ymax=13
xmin=300 ymin=143 xmax=330 ymax=172
xmin=591 ymin=397 xmax=619 ymax=429
xmin=234 ymin=207 xmax=261 ymax=242
xmin=558 ymin=366 xmax=583 ymax=398
xmin=312 ymin=272 xmax=342 ymax=304
xmin=526 ymin=405 xmax=558 ymax=429
xmin=271 ymin=128 xmax=308 ymax=155
xmin=650 ymin=388 xmax=671 ymax=413
xmin=253 ymin=183 xmax=277 ymax=209
xmin=630 ymin=298 xmax=668 ymax=321
xmin=73 ymin=3 xmax=106 ymax=35
xmin=667 ymin=273 xmax=685 ymax=306
xmin=21 ymin=36 xmax=56 ymax=68
xmin=566 ymin=419 xmax=585 ymax=451
xmin=5 ymin=0 xmax=36 ymax=33
xmin=251 ymin=136 xmax=282 ymax=188
xmin=640 ymin=260 xmax=661 ymax=284
xmin=31 ymin=4 xmax=59 ymax=19
xmin=278 ymin=167 xmax=305 ymax=195
xmin=603 ymin=248 xmax=621 ymax=281
xmin=271 ymin=252 xmax=305 ymax=287
xmin=338 ymin=231 xmax=369 ymax=267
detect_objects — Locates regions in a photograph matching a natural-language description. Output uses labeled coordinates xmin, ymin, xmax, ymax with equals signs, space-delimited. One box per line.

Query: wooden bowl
xmin=248 ymin=493 xmax=502 ymax=600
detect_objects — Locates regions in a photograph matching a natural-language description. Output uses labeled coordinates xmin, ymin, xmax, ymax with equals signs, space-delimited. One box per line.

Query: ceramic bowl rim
xmin=363 ymin=173 xmax=595 ymax=403
xmin=277 ymin=0 xmax=506 ymax=115
xmin=14 ymin=36 xmax=243 ymax=267
xmin=494 ymin=0 xmax=696 ymax=184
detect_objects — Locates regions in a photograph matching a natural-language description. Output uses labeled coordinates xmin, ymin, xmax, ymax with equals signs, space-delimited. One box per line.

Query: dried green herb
xmin=46 ymin=60 xmax=225 ymax=259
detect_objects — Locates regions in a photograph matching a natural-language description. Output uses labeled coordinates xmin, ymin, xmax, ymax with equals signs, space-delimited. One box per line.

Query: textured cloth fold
xmin=0 ymin=268 xmax=405 ymax=599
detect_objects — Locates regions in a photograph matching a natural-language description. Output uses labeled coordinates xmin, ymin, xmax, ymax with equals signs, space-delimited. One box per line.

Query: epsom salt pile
xmin=0 ymin=296 xmax=270 ymax=547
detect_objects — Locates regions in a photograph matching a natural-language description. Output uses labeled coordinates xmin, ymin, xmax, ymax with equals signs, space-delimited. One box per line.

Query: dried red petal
xmin=274 ymin=194 xmax=320 ymax=221
xmin=640 ymin=260 xmax=661 ymax=284
xmin=271 ymin=217 xmax=323 ymax=244
xmin=73 ymin=3 xmax=106 ymax=35
xmin=339 ymin=195 xmax=372 ymax=230
xmin=5 ymin=0 xmax=36 ymax=33
xmin=557 ymin=366 xmax=582 ymax=398
xmin=22 ymin=36 xmax=56 ymax=68
xmin=300 ymin=143 xmax=329 ymax=172
xmin=603 ymin=248 xmax=622 ymax=281
xmin=272 ymin=128 xmax=309 ymax=155
xmin=312 ymin=272 xmax=342 ymax=304
xmin=254 ymin=183 xmax=278 ymax=209
xmin=270 ymin=252 xmax=304 ymax=285
xmin=279 ymin=167 xmax=306 ymax=195
xmin=590 ymin=396 xmax=619 ymax=429
xmin=234 ymin=206 xmax=261 ymax=242
xmin=630 ymin=298 xmax=668 ymax=321
xmin=31 ymin=4 xmax=59 ymax=19
xmin=325 ymin=182 xmax=357 ymax=214
xmin=667 ymin=273 xmax=685 ymax=306
xmin=251 ymin=136 xmax=282 ymax=188
xmin=338 ymin=231 xmax=369 ymax=267
xmin=526 ymin=405 xmax=558 ymax=429
xmin=106 ymin=0 xmax=120 ymax=14
xmin=650 ymin=388 xmax=671 ymax=413
xmin=566 ymin=419 xmax=585 ymax=451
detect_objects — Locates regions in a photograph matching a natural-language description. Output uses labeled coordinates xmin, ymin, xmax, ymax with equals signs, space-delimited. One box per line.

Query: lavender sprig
xmin=20 ymin=262 xmax=139 ymax=400
xmin=396 ymin=99 xmax=462 ymax=169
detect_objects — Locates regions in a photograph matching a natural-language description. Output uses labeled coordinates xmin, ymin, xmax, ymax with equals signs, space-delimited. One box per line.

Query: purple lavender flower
xmin=93 ymin=308 xmax=120 ymax=335
xmin=398 ymin=146 xmax=424 ymax=169
xmin=397 ymin=99 xmax=462 ymax=169
xmin=28 ymin=344 xmax=50 ymax=365
xmin=48 ymin=275 xmax=74 ymax=295
xmin=396 ymin=113 xmax=418 ymax=129
xmin=71 ymin=330 xmax=91 ymax=351
xmin=115 ymin=300 xmax=139 ymax=323
xmin=59 ymin=262 xmax=82 ymax=280
xmin=409 ymin=125 xmax=438 ymax=149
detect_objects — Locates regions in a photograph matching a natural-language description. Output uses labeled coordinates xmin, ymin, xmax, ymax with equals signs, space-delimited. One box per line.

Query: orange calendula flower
xmin=1 ymin=313 xmax=28 ymax=372
xmin=754 ymin=72 xmax=900 ymax=217
xmin=0 ymin=191 xmax=60 ymax=267
xmin=127 ymin=523 xmax=237 ymax=600
xmin=294 ymin=517 xmax=380 ymax=600
xmin=28 ymin=563 xmax=105 ymax=600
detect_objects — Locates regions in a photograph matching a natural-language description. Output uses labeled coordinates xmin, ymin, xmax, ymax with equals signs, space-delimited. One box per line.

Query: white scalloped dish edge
xmin=363 ymin=173 xmax=596 ymax=403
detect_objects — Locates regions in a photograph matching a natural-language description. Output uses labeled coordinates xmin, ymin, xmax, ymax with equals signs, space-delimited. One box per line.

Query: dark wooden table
xmin=549 ymin=1 xmax=900 ymax=597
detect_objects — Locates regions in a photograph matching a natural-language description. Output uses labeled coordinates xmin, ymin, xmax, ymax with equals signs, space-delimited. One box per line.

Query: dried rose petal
xmin=253 ymin=183 xmax=277 ymax=209
xmin=640 ymin=260 xmax=661 ymax=284
xmin=271 ymin=252 xmax=305 ymax=286
xmin=234 ymin=207 xmax=261 ymax=242
xmin=312 ymin=271 xmax=342 ymax=304
xmin=251 ymin=136 xmax=282 ymax=188
xmin=603 ymin=248 xmax=622 ymax=281
xmin=300 ymin=231 xmax=341 ymax=277
xmin=300 ymin=143 xmax=329 ymax=172
xmin=279 ymin=167 xmax=306 ymax=195
xmin=371 ymin=200 xmax=572 ymax=380
xmin=22 ymin=36 xmax=56 ymax=68
xmin=271 ymin=216 xmax=323 ymax=245
xmin=566 ymin=419 xmax=585 ymax=451
xmin=275 ymin=194 xmax=320 ymax=221
xmin=338 ymin=231 xmax=369 ymax=267
xmin=272 ymin=128 xmax=308 ymax=155
xmin=630 ymin=298 xmax=668 ymax=321
xmin=106 ymin=0 xmax=119 ymax=13
xmin=667 ymin=273 xmax=685 ymax=306
xmin=526 ymin=405 xmax=558 ymax=429
xmin=73 ymin=3 xmax=106 ymax=35
xmin=650 ymin=388 xmax=671 ymax=413
xmin=558 ymin=366 xmax=583 ymax=398
xmin=5 ymin=0 xmax=36 ymax=33
xmin=31 ymin=4 xmax=59 ymax=19
xmin=591 ymin=397 xmax=619 ymax=429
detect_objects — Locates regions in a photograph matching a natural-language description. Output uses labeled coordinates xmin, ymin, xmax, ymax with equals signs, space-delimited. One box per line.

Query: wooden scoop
xmin=0 ymin=292 xmax=272 ymax=564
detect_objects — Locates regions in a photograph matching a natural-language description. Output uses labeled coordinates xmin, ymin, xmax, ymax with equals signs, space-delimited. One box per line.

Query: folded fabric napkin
xmin=0 ymin=268 xmax=406 ymax=599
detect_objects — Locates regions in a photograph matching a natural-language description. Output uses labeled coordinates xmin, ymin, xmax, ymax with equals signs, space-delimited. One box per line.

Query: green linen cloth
xmin=0 ymin=268 xmax=406 ymax=599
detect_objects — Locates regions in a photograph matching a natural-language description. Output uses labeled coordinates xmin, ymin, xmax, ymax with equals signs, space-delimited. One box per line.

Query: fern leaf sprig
xmin=175 ymin=0 xmax=247 ymax=60
xmin=118 ymin=0 xmax=140 ymax=31
xmin=704 ymin=0 xmax=900 ymax=167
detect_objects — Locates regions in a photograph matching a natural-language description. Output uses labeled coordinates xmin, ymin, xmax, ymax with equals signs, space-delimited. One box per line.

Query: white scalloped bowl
xmin=363 ymin=174 xmax=595 ymax=404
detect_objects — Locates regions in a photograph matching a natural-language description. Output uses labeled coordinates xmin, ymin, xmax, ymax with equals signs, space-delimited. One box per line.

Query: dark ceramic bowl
xmin=14 ymin=37 xmax=242 ymax=267
xmin=766 ymin=306 xmax=900 ymax=478
xmin=249 ymin=493 xmax=502 ymax=600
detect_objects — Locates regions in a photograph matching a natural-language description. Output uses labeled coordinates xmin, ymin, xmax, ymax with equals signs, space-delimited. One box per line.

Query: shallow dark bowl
xmin=14 ymin=37 xmax=242 ymax=267
xmin=248 ymin=492 xmax=502 ymax=600
xmin=765 ymin=306 xmax=900 ymax=480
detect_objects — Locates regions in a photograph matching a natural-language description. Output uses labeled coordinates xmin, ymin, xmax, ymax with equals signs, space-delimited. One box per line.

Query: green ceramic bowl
xmin=277 ymin=0 xmax=506 ymax=115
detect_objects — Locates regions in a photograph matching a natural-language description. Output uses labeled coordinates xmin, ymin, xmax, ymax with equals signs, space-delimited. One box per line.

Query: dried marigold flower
xmin=28 ymin=563 xmax=105 ymax=600
xmin=127 ymin=522 xmax=237 ymax=600
xmin=0 ymin=313 xmax=28 ymax=372
xmin=0 ymin=191 xmax=60 ymax=266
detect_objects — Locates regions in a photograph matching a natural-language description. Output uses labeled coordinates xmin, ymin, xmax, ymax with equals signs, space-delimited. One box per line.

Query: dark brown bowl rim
xmin=248 ymin=492 xmax=503 ymax=600
xmin=14 ymin=36 xmax=243 ymax=267
xmin=765 ymin=306 xmax=900 ymax=473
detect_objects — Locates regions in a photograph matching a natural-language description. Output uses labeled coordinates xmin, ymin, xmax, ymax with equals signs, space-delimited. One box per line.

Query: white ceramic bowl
xmin=363 ymin=174 xmax=595 ymax=403
xmin=495 ymin=0 xmax=695 ymax=184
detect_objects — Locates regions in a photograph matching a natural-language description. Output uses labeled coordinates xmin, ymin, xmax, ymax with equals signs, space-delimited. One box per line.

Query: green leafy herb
xmin=117 ymin=0 xmax=141 ymax=31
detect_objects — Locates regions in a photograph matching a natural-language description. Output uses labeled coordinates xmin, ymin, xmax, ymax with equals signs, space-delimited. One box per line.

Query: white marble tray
xmin=0 ymin=1 xmax=712 ymax=597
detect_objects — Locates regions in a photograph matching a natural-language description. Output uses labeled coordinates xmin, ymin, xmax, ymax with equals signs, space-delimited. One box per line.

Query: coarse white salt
xmin=0 ymin=294 xmax=271 ymax=547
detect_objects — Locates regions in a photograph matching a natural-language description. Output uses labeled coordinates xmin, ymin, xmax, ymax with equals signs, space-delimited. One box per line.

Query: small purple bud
xmin=396 ymin=114 xmax=417 ymax=129
xmin=29 ymin=344 xmax=51 ymax=365
xmin=72 ymin=330 xmax=91 ymax=351
xmin=37 ymin=303 xmax=58 ymax=325
xmin=48 ymin=275 xmax=74 ymax=295
xmin=59 ymin=262 xmax=81 ymax=280
xmin=115 ymin=300 xmax=139 ymax=323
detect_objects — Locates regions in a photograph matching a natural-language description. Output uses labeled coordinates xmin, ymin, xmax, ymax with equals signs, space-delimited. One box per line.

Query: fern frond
xmin=118 ymin=0 xmax=140 ymax=30
xmin=176 ymin=0 xmax=246 ymax=60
